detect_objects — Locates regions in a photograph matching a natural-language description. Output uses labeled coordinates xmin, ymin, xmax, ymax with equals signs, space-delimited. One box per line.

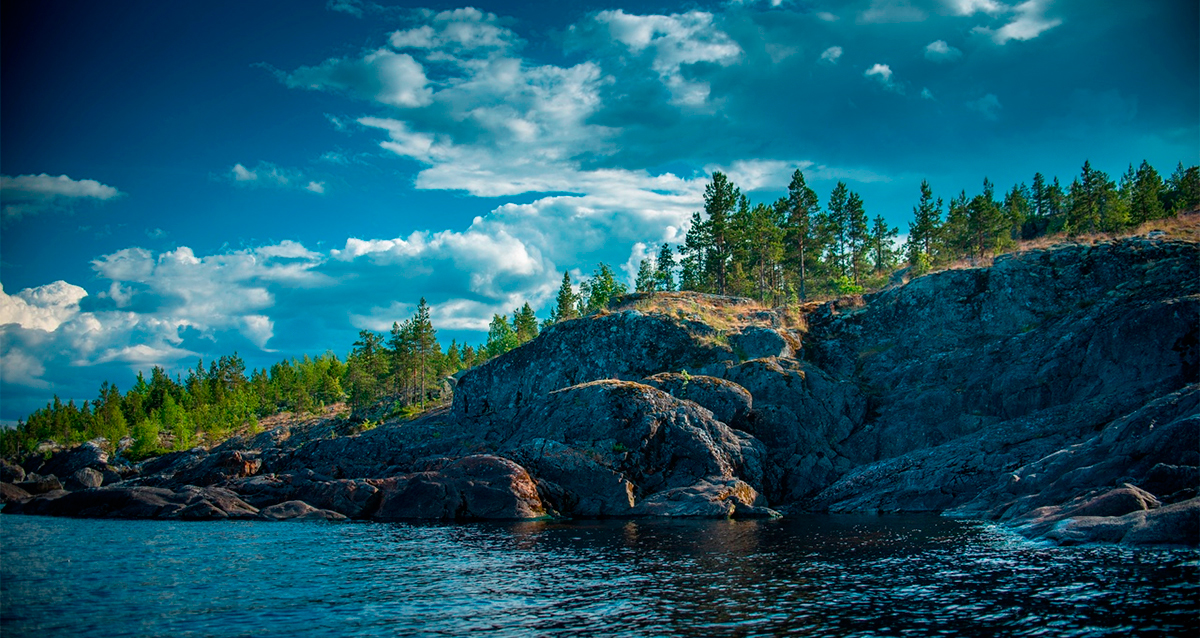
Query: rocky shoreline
xmin=4 ymin=237 xmax=1197 ymax=546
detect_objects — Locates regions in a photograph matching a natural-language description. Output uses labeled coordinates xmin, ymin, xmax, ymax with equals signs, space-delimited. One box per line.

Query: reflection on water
xmin=2 ymin=514 xmax=1196 ymax=637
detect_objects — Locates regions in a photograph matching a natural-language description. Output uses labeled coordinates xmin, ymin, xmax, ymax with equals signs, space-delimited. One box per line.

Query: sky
xmin=1 ymin=0 xmax=1197 ymax=423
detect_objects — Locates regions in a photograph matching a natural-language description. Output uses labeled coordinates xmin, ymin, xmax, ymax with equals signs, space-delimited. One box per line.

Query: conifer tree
xmin=1003 ymin=183 xmax=1031 ymax=240
xmin=634 ymin=258 xmax=657 ymax=292
xmin=485 ymin=314 xmax=518 ymax=358
xmin=701 ymin=172 xmax=740 ymax=294
xmin=1128 ymin=160 xmax=1165 ymax=224
xmin=1165 ymin=162 xmax=1200 ymax=213
xmin=784 ymin=169 xmax=820 ymax=300
xmin=549 ymin=271 xmax=579 ymax=324
xmin=512 ymin=302 xmax=539 ymax=344
xmin=681 ymin=211 xmax=709 ymax=292
xmin=654 ymin=243 xmax=675 ymax=291
xmin=579 ymin=263 xmax=628 ymax=314
xmin=825 ymin=182 xmax=850 ymax=277
xmin=411 ymin=298 xmax=437 ymax=408
xmin=907 ymin=179 xmax=941 ymax=267
xmin=846 ymin=191 xmax=869 ymax=284
xmin=869 ymin=214 xmax=899 ymax=274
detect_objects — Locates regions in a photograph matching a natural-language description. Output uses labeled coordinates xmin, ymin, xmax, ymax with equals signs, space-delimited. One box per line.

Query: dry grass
xmin=611 ymin=291 xmax=798 ymax=332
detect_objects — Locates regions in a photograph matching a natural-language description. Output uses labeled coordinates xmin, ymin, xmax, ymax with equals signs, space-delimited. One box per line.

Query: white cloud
xmin=973 ymin=0 xmax=1062 ymax=44
xmin=943 ymin=0 xmax=1005 ymax=16
xmin=859 ymin=0 xmax=926 ymax=23
xmin=594 ymin=9 xmax=742 ymax=106
xmin=1 ymin=173 xmax=123 ymax=220
xmin=228 ymin=162 xmax=326 ymax=194
xmin=864 ymin=63 xmax=902 ymax=92
xmin=820 ymin=46 xmax=843 ymax=63
xmin=967 ymin=93 xmax=1003 ymax=119
xmin=921 ymin=87 xmax=935 ymax=100
xmin=389 ymin=8 xmax=520 ymax=54
xmin=925 ymin=40 xmax=962 ymax=61
xmin=283 ymin=48 xmax=432 ymax=108
xmin=816 ymin=11 xmax=839 ymax=21
xmin=0 ymin=281 xmax=88 ymax=332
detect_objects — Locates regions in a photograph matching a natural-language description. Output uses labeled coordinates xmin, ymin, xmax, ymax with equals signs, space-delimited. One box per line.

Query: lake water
xmin=2 ymin=514 xmax=1197 ymax=637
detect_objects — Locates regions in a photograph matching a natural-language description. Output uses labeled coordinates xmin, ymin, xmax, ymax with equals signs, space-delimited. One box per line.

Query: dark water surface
xmin=2 ymin=514 xmax=1196 ymax=637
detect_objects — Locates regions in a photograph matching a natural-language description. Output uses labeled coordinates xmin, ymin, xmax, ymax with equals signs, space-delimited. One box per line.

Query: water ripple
xmin=2 ymin=514 xmax=1197 ymax=637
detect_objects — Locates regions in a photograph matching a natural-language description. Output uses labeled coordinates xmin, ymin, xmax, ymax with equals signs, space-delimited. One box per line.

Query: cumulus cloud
xmin=0 ymin=281 xmax=88 ymax=332
xmin=820 ymin=45 xmax=843 ymax=63
xmin=973 ymin=0 xmax=1062 ymax=44
xmin=592 ymin=9 xmax=742 ymax=106
xmin=864 ymin=63 xmax=902 ymax=93
xmin=943 ymin=0 xmax=1006 ymax=16
xmin=389 ymin=7 xmax=520 ymax=54
xmin=967 ymin=93 xmax=1003 ymax=119
xmin=282 ymin=48 xmax=432 ymax=108
xmin=227 ymin=162 xmax=326 ymax=194
xmin=1 ymin=173 xmax=123 ymax=220
xmin=925 ymin=40 xmax=962 ymax=61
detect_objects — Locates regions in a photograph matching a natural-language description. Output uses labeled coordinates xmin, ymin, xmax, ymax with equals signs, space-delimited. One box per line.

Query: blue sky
xmin=1 ymin=0 xmax=1196 ymax=422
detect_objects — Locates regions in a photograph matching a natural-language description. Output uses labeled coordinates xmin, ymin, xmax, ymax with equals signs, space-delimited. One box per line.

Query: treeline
xmin=1 ymin=352 xmax=348 ymax=459
xmin=4 ymin=159 xmax=1195 ymax=459
xmin=627 ymin=159 xmax=1199 ymax=304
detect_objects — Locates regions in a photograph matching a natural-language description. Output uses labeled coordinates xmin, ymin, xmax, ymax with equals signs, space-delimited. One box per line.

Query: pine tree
xmin=1128 ymin=160 xmax=1165 ymax=224
xmin=681 ymin=211 xmax=710 ymax=292
xmin=549 ymin=271 xmax=579 ymax=324
xmin=784 ymin=169 xmax=820 ymax=300
xmin=512 ymin=302 xmax=539 ymax=344
xmin=579 ymin=263 xmax=628 ymax=314
xmin=743 ymin=202 xmax=785 ymax=302
xmin=965 ymin=178 xmax=1009 ymax=259
xmin=486 ymin=314 xmax=518 ymax=358
xmin=654 ymin=243 xmax=675 ymax=291
xmin=1003 ymin=183 xmax=1031 ymax=240
xmin=870 ymin=214 xmax=899 ymax=274
xmin=1165 ymin=162 xmax=1200 ymax=213
xmin=445 ymin=340 xmax=462 ymax=372
xmin=825 ymin=182 xmax=850 ymax=276
xmin=907 ymin=179 xmax=941 ymax=267
xmin=411 ymin=298 xmax=438 ymax=408
xmin=702 ymin=172 xmax=740 ymax=294
xmin=634 ymin=258 xmax=657 ymax=292
xmin=846 ymin=191 xmax=869 ymax=284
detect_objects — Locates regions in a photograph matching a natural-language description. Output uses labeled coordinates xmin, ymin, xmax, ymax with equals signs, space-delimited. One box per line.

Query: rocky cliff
xmin=4 ymin=237 xmax=1197 ymax=545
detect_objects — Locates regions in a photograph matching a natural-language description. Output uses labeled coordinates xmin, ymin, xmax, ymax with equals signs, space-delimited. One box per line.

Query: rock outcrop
xmin=3 ymin=237 xmax=1196 ymax=544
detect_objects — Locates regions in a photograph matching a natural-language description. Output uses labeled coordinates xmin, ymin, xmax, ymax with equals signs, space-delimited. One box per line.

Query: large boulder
xmin=37 ymin=441 xmax=109 ymax=478
xmin=641 ymin=372 xmax=753 ymax=428
xmin=371 ymin=455 xmax=545 ymax=521
xmin=1 ymin=482 xmax=32 ymax=504
xmin=258 ymin=500 xmax=347 ymax=521
xmin=630 ymin=477 xmax=778 ymax=518
xmin=14 ymin=473 xmax=63 ymax=495
xmin=502 ymin=380 xmax=766 ymax=517
xmin=1 ymin=459 xmax=26 ymax=483
xmin=6 ymin=485 xmax=259 ymax=519
xmin=65 ymin=467 xmax=104 ymax=491
xmin=222 ymin=473 xmax=382 ymax=518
